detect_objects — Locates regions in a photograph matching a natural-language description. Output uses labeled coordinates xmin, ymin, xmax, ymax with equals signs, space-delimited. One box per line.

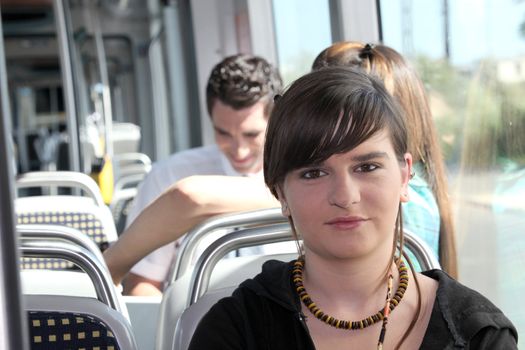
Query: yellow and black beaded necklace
xmin=292 ymin=258 xmax=409 ymax=349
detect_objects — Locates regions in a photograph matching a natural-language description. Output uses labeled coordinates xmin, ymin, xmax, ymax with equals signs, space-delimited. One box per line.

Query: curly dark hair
xmin=206 ymin=54 xmax=283 ymax=118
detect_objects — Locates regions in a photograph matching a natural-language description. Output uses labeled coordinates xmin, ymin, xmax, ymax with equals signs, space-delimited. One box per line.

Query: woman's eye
xmin=301 ymin=169 xmax=326 ymax=179
xmin=356 ymin=163 xmax=379 ymax=172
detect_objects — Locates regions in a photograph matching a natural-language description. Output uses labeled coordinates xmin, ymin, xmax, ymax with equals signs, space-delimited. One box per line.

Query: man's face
xmin=212 ymin=100 xmax=268 ymax=174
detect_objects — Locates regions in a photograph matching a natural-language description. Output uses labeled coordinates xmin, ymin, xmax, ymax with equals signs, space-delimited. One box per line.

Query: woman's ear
xmin=275 ymin=186 xmax=291 ymax=217
xmin=400 ymin=153 xmax=413 ymax=203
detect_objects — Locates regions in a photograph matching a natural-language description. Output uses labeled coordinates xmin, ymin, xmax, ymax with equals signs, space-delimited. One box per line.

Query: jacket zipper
xmin=298 ymin=311 xmax=317 ymax=349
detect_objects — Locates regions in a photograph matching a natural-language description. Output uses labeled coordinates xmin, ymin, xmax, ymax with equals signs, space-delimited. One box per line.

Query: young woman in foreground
xmin=188 ymin=67 xmax=517 ymax=349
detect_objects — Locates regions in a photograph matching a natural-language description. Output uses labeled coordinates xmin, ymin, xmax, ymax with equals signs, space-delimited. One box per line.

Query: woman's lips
xmin=325 ymin=216 xmax=368 ymax=230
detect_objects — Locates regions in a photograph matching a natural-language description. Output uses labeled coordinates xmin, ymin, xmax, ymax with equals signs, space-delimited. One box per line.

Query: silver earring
xmin=282 ymin=203 xmax=288 ymax=211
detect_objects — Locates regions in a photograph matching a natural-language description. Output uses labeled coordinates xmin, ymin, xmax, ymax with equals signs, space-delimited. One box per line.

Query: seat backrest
xmin=404 ymin=228 xmax=442 ymax=272
xmin=19 ymin=233 xmax=127 ymax=315
xmin=162 ymin=219 xmax=441 ymax=350
xmin=19 ymin=224 xmax=108 ymax=299
xmin=168 ymin=208 xmax=287 ymax=284
xmin=109 ymin=187 xmax=137 ymax=234
xmin=112 ymin=152 xmax=151 ymax=169
xmin=111 ymin=123 xmax=142 ymax=155
xmin=172 ymin=287 xmax=234 ymax=350
xmin=16 ymin=171 xmax=106 ymax=206
xmin=16 ymin=195 xmax=118 ymax=269
xmin=112 ymin=152 xmax=151 ymax=191
xmin=157 ymin=221 xmax=294 ymax=350
xmin=19 ymin=229 xmax=137 ymax=349
xmin=16 ymin=171 xmax=118 ymax=269
xmin=155 ymin=208 xmax=289 ymax=349
xmin=187 ymin=227 xmax=440 ymax=303
xmin=187 ymin=223 xmax=294 ymax=304
xmin=114 ymin=172 xmax=145 ymax=192
xmin=26 ymin=295 xmax=137 ymax=350
xmin=18 ymin=224 xmax=106 ymax=262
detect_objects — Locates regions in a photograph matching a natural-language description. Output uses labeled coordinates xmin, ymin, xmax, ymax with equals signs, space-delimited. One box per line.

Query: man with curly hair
xmin=122 ymin=55 xmax=283 ymax=295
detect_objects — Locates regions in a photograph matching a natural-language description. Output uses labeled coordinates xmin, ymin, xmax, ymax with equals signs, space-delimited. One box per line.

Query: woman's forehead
xmin=325 ymin=130 xmax=394 ymax=160
xmin=290 ymin=129 xmax=396 ymax=169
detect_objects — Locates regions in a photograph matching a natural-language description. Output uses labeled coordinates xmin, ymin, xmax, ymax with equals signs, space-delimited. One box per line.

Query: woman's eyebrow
xmin=351 ymin=151 xmax=389 ymax=162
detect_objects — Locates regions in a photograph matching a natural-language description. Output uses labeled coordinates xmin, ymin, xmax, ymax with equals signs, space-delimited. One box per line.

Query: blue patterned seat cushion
xmin=28 ymin=311 xmax=120 ymax=350
xmin=18 ymin=211 xmax=109 ymax=270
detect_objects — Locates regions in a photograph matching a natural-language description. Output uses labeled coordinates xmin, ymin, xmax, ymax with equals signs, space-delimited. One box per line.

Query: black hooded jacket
xmin=188 ymin=260 xmax=518 ymax=349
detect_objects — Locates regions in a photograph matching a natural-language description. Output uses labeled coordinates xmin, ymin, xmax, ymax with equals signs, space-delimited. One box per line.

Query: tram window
xmin=34 ymin=86 xmax=64 ymax=115
xmin=102 ymin=36 xmax=137 ymax=125
xmin=2 ymin=3 xmax=78 ymax=174
xmin=272 ymin=0 xmax=332 ymax=84
xmin=380 ymin=0 xmax=525 ymax=345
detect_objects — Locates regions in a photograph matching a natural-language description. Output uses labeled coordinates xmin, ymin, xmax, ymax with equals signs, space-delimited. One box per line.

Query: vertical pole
xmin=443 ymin=0 xmax=450 ymax=60
xmin=53 ymin=0 xmax=81 ymax=172
xmin=0 ymin=11 xmax=30 ymax=350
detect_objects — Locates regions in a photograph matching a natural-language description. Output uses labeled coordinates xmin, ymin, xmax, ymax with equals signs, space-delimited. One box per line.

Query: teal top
xmin=402 ymin=162 xmax=440 ymax=269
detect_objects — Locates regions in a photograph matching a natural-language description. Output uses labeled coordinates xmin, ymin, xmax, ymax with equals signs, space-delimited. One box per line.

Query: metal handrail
xmin=188 ymin=225 xmax=442 ymax=305
xmin=16 ymin=171 xmax=105 ymax=207
xmin=19 ymin=239 xmax=122 ymax=313
xmin=403 ymin=229 xmax=441 ymax=271
xmin=189 ymin=223 xmax=292 ymax=304
xmin=170 ymin=208 xmax=287 ymax=283
xmin=17 ymin=224 xmax=106 ymax=267
xmin=109 ymin=187 xmax=136 ymax=212
xmin=114 ymin=173 xmax=145 ymax=193
xmin=113 ymin=152 xmax=152 ymax=167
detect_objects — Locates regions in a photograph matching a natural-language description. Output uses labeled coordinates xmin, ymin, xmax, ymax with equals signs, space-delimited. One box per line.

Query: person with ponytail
xmin=311 ymin=42 xmax=457 ymax=277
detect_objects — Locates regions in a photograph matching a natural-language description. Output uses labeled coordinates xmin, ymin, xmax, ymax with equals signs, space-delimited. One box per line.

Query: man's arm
xmin=104 ymin=175 xmax=279 ymax=287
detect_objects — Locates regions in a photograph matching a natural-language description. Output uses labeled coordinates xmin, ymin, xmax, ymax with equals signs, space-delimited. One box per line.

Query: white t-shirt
xmin=127 ymin=144 xmax=265 ymax=282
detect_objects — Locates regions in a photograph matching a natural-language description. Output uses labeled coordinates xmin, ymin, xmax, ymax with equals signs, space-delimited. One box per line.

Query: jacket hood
xmin=239 ymin=259 xmax=300 ymax=313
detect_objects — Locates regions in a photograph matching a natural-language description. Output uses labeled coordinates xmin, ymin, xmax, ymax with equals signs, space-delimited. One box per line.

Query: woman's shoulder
xmin=423 ymin=269 xmax=504 ymax=313
xmin=422 ymin=269 xmax=518 ymax=346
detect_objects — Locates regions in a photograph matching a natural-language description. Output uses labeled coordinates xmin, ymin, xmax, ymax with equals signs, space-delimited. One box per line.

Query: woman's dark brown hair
xmin=264 ymin=66 xmax=407 ymax=192
xmin=312 ymin=42 xmax=457 ymax=278
xmin=264 ymin=67 xmax=420 ymax=349
xmin=264 ymin=66 xmax=408 ymax=258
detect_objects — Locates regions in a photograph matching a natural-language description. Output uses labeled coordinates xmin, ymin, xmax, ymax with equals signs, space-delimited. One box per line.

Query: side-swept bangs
xmin=264 ymin=67 xmax=407 ymax=197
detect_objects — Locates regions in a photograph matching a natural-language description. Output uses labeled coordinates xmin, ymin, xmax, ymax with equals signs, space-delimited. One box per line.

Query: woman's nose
xmin=328 ymin=175 xmax=360 ymax=208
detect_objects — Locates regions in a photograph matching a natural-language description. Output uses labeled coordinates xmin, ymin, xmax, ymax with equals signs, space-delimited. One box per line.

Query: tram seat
xmin=110 ymin=153 xmax=150 ymax=231
xmin=15 ymin=171 xmax=117 ymax=270
xmin=155 ymin=209 xmax=290 ymax=350
xmin=166 ymin=208 xmax=289 ymax=288
xmin=172 ymin=286 xmax=234 ymax=350
xmin=20 ymin=233 xmax=138 ymax=350
xmin=114 ymin=172 xmax=146 ymax=192
xmin=112 ymin=152 xmax=151 ymax=184
xmin=165 ymin=222 xmax=441 ymax=350
xmin=26 ymin=295 xmax=137 ymax=350
xmin=18 ymin=224 xmax=107 ymax=298
xmin=112 ymin=122 xmax=142 ymax=155
xmin=19 ymin=227 xmax=128 ymax=314
xmin=157 ymin=219 xmax=294 ymax=350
